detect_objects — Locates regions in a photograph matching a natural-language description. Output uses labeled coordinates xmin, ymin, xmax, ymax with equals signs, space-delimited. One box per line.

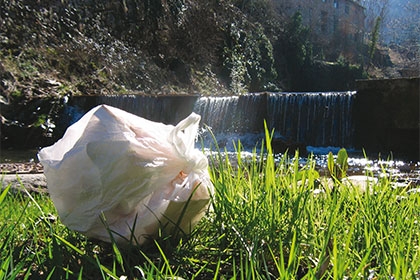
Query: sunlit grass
xmin=1 ymin=131 xmax=419 ymax=279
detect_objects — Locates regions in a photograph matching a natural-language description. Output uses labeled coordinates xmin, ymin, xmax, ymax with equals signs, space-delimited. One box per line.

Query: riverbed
xmin=1 ymin=148 xmax=419 ymax=188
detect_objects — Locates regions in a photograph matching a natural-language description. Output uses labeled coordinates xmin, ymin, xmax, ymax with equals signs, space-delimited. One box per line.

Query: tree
xmin=274 ymin=12 xmax=314 ymax=90
xmin=362 ymin=0 xmax=419 ymax=46
xmin=381 ymin=0 xmax=420 ymax=45
xmin=367 ymin=16 xmax=381 ymax=71
xmin=362 ymin=0 xmax=390 ymax=40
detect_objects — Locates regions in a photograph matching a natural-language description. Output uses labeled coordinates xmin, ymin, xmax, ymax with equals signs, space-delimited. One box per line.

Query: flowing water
xmin=2 ymin=92 xmax=418 ymax=186
xmin=267 ymin=92 xmax=354 ymax=147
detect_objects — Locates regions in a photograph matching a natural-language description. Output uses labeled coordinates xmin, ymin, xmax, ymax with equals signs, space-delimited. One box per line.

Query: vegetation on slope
xmin=1 ymin=0 xmax=279 ymax=97
xmin=0 ymin=0 xmax=413 ymax=148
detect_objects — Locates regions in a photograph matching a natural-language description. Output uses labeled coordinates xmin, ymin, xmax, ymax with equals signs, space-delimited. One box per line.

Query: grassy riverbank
xmin=1 ymin=136 xmax=419 ymax=279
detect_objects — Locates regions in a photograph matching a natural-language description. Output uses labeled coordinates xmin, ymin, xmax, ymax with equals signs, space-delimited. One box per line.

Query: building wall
xmin=276 ymin=0 xmax=365 ymax=59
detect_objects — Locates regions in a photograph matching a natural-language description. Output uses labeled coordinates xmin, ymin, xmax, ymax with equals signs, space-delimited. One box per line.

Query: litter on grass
xmin=38 ymin=105 xmax=213 ymax=244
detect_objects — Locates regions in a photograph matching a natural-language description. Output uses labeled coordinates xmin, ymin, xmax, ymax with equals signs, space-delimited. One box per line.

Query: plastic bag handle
xmin=170 ymin=113 xmax=201 ymax=157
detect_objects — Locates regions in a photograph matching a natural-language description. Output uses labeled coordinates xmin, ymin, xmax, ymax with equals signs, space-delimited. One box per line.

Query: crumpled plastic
xmin=38 ymin=104 xmax=213 ymax=244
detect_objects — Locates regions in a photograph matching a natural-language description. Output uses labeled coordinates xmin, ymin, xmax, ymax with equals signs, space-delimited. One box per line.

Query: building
xmin=276 ymin=0 xmax=366 ymax=60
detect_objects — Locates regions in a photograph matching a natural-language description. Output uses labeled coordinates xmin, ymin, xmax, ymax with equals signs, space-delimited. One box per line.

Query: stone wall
xmin=354 ymin=77 xmax=419 ymax=160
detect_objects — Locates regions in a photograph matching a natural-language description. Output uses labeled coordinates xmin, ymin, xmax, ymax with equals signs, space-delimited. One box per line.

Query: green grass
xmin=1 ymin=132 xmax=419 ymax=279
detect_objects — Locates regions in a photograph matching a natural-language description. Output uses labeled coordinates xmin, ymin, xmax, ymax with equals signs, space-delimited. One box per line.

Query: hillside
xmin=1 ymin=0 xmax=280 ymax=97
xmin=0 ymin=0 xmax=278 ymax=147
xmin=0 ymin=0 xmax=417 ymax=148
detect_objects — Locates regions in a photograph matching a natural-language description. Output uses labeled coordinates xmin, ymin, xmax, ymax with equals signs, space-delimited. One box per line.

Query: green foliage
xmin=367 ymin=16 xmax=382 ymax=70
xmin=275 ymin=11 xmax=315 ymax=90
xmin=285 ymin=12 xmax=313 ymax=67
xmin=223 ymin=22 xmax=278 ymax=94
xmin=327 ymin=148 xmax=349 ymax=181
xmin=11 ymin=90 xmax=22 ymax=98
xmin=223 ymin=42 xmax=248 ymax=94
xmin=19 ymin=61 xmax=38 ymax=79
xmin=337 ymin=54 xmax=349 ymax=67
xmin=33 ymin=114 xmax=47 ymax=128
xmin=1 ymin=0 xmax=373 ymax=96
xmin=3 ymin=126 xmax=420 ymax=278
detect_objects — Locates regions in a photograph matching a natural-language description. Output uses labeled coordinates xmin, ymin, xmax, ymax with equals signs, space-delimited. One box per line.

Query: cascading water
xmin=192 ymin=93 xmax=267 ymax=149
xmin=66 ymin=91 xmax=355 ymax=150
xmin=193 ymin=94 xmax=267 ymax=134
xmin=267 ymin=91 xmax=356 ymax=147
xmin=193 ymin=96 xmax=239 ymax=133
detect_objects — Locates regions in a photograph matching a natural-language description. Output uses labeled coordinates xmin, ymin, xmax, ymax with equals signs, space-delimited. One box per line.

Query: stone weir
xmin=66 ymin=80 xmax=419 ymax=159
xmin=67 ymin=94 xmax=268 ymax=135
xmin=67 ymin=91 xmax=355 ymax=148
xmin=2 ymin=78 xmax=416 ymax=159
xmin=354 ymin=77 xmax=419 ymax=160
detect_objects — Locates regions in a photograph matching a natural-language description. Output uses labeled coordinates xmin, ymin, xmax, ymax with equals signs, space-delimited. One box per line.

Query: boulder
xmin=1 ymin=174 xmax=47 ymax=194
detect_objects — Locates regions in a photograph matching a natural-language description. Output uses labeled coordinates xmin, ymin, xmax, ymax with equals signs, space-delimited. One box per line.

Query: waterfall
xmin=66 ymin=91 xmax=355 ymax=149
xmin=193 ymin=96 xmax=239 ymax=133
xmin=267 ymin=92 xmax=355 ymax=147
xmin=193 ymin=94 xmax=266 ymax=134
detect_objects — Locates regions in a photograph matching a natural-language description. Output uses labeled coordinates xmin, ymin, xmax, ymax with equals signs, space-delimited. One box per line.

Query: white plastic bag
xmin=38 ymin=105 xmax=213 ymax=244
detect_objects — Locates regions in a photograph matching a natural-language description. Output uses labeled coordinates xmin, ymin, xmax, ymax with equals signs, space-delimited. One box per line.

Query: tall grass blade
xmin=77 ymin=267 xmax=84 ymax=280
xmin=54 ymin=234 xmax=85 ymax=255
xmin=112 ymin=243 xmax=125 ymax=272
xmin=0 ymin=254 xmax=11 ymax=280
xmin=0 ymin=184 xmax=10 ymax=204
xmin=45 ymin=267 xmax=56 ymax=280
xmin=212 ymin=257 xmax=221 ymax=280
